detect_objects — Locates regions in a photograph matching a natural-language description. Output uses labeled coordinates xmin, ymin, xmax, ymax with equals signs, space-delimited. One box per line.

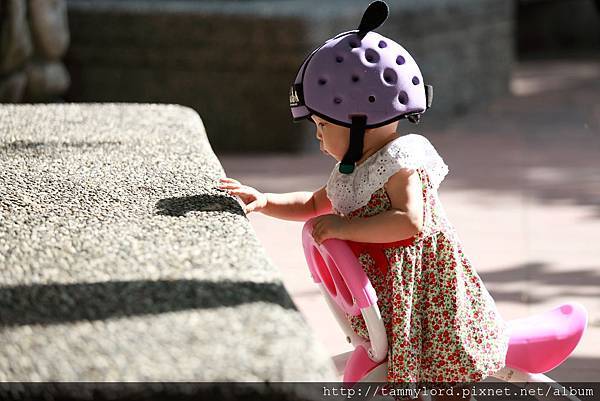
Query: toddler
xmin=219 ymin=2 xmax=509 ymax=399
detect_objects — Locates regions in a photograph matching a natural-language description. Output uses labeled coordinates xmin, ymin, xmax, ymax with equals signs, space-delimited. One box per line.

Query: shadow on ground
xmin=0 ymin=279 xmax=295 ymax=327
xmin=547 ymin=356 xmax=600 ymax=382
xmin=482 ymin=261 xmax=600 ymax=306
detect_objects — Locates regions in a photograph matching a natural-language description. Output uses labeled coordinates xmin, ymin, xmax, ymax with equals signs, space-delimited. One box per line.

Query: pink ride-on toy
xmin=302 ymin=219 xmax=588 ymax=399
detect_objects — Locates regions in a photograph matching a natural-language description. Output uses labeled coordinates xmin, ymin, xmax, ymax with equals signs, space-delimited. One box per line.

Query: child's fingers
xmin=227 ymin=188 xmax=254 ymax=198
xmin=218 ymin=180 xmax=240 ymax=187
xmin=219 ymin=177 xmax=239 ymax=184
xmin=314 ymin=232 xmax=327 ymax=245
xmin=312 ymin=223 xmax=323 ymax=243
xmin=218 ymin=179 xmax=241 ymax=189
xmin=312 ymin=220 xmax=333 ymax=244
xmin=218 ymin=182 xmax=241 ymax=190
xmin=314 ymin=231 xmax=330 ymax=245
xmin=312 ymin=217 xmax=326 ymax=232
xmin=245 ymin=200 xmax=259 ymax=213
xmin=311 ymin=224 xmax=319 ymax=239
xmin=219 ymin=184 xmax=251 ymax=194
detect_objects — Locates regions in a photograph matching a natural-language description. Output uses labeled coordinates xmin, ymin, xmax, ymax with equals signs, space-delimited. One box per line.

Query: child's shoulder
xmin=384 ymin=133 xmax=448 ymax=187
xmin=352 ymin=133 xmax=446 ymax=181
xmin=386 ymin=133 xmax=440 ymax=160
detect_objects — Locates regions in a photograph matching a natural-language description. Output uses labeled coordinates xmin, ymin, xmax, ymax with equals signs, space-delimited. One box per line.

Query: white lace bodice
xmin=325 ymin=134 xmax=449 ymax=215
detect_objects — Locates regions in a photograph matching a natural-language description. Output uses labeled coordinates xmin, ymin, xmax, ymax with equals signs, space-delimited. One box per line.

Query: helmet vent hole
xmin=334 ymin=97 xmax=342 ymax=104
xmin=383 ymin=68 xmax=397 ymax=85
xmin=351 ymin=75 xmax=360 ymax=83
xmin=336 ymin=56 xmax=344 ymax=63
xmin=396 ymin=55 xmax=405 ymax=65
xmin=378 ymin=40 xmax=387 ymax=48
xmin=365 ymin=49 xmax=379 ymax=63
xmin=368 ymin=96 xmax=376 ymax=103
xmin=412 ymin=76 xmax=420 ymax=85
xmin=398 ymin=91 xmax=409 ymax=105
xmin=318 ymin=78 xmax=327 ymax=86
xmin=349 ymin=39 xmax=361 ymax=48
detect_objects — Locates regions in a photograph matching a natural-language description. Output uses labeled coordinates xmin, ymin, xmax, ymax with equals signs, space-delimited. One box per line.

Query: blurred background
xmin=1 ymin=0 xmax=598 ymax=151
xmin=1 ymin=0 xmax=599 ymax=382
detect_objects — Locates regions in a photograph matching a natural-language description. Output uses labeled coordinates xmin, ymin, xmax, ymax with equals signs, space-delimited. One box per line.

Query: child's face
xmin=311 ymin=115 xmax=350 ymax=161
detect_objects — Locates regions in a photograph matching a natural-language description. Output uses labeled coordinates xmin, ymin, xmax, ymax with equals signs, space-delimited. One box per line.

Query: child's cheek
xmin=333 ymin=143 xmax=347 ymax=159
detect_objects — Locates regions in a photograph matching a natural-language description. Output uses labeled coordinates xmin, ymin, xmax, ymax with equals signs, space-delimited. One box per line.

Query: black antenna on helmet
xmin=357 ymin=1 xmax=389 ymax=39
xmin=339 ymin=1 xmax=389 ymax=174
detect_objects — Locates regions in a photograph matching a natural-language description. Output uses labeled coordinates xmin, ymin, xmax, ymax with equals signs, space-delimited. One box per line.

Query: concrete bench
xmin=0 ymin=103 xmax=336 ymax=398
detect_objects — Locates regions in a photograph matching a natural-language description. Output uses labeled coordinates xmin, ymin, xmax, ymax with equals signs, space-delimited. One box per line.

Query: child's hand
xmin=218 ymin=177 xmax=267 ymax=213
xmin=311 ymin=214 xmax=349 ymax=244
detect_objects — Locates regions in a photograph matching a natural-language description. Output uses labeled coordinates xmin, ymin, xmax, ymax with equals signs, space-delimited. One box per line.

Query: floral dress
xmin=326 ymin=134 xmax=509 ymax=386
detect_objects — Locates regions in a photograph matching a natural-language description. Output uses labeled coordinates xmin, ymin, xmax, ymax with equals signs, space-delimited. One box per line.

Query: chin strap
xmin=339 ymin=115 xmax=367 ymax=174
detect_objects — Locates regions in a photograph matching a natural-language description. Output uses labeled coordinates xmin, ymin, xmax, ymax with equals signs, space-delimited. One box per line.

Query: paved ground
xmin=219 ymin=59 xmax=600 ymax=382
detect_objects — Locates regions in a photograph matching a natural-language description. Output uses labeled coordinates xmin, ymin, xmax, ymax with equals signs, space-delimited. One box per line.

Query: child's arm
xmin=218 ymin=178 xmax=332 ymax=221
xmin=311 ymin=168 xmax=423 ymax=244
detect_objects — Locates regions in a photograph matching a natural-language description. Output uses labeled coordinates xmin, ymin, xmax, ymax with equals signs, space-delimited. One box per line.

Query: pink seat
xmin=505 ymin=303 xmax=587 ymax=373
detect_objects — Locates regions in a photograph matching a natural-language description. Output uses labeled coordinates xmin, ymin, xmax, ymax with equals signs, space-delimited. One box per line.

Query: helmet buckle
xmin=407 ymin=113 xmax=421 ymax=124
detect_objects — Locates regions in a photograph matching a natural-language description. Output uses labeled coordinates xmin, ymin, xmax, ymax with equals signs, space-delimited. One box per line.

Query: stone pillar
xmin=0 ymin=0 xmax=70 ymax=102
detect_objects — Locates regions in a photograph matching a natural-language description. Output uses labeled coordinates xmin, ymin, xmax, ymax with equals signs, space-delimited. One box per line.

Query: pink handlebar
xmin=302 ymin=219 xmax=378 ymax=316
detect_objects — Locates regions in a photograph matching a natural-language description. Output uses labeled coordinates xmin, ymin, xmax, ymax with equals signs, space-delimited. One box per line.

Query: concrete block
xmin=0 ymin=103 xmax=336 ymax=398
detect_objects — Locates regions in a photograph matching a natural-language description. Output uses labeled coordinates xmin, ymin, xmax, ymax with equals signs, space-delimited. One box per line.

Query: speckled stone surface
xmin=0 ymin=104 xmax=336 ymax=396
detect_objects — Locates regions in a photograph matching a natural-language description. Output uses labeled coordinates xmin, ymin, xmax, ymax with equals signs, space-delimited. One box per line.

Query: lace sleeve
xmin=383 ymin=134 xmax=448 ymax=190
xmin=326 ymin=134 xmax=449 ymax=215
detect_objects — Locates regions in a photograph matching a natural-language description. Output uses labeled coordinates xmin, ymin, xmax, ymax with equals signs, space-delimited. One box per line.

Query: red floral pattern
xmin=342 ymin=168 xmax=509 ymax=385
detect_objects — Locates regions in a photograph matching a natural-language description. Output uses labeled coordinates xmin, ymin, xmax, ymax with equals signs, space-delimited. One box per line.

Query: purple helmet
xmin=289 ymin=1 xmax=433 ymax=174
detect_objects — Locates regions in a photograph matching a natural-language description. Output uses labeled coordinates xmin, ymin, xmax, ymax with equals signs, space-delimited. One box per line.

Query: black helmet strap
xmin=339 ymin=115 xmax=367 ymax=174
